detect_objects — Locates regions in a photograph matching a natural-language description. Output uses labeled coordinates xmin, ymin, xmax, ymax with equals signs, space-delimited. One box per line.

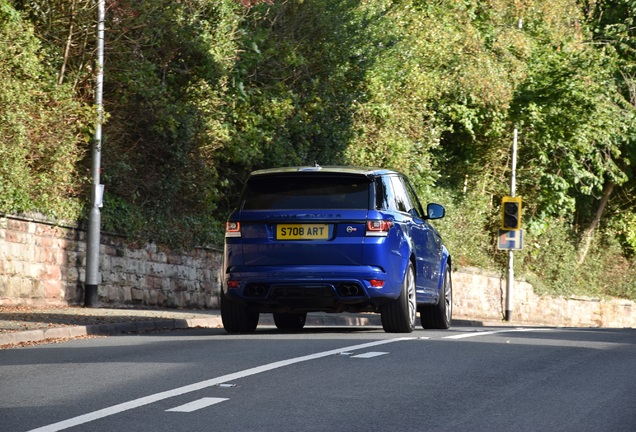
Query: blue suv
xmin=222 ymin=166 xmax=452 ymax=333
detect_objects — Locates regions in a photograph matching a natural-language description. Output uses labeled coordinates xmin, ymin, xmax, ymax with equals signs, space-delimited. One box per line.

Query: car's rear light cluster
xmin=225 ymin=221 xmax=241 ymax=237
xmin=365 ymin=220 xmax=392 ymax=237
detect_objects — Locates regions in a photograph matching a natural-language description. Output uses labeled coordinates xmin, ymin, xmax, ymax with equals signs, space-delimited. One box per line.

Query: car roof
xmin=248 ymin=165 xmax=400 ymax=178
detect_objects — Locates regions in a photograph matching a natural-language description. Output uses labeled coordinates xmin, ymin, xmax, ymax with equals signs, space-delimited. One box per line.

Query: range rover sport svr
xmin=222 ymin=166 xmax=452 ymax=333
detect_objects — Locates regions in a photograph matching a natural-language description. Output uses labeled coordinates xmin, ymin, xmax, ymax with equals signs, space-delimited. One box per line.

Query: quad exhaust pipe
xmin=337 ymin=284 xmax=361 ymax=297
xmin=245 ymin=284 xmax=268 ymax=297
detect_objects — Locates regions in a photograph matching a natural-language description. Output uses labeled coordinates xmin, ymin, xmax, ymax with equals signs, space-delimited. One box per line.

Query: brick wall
xmin=1 ymin=216 xmax=634 ymax=327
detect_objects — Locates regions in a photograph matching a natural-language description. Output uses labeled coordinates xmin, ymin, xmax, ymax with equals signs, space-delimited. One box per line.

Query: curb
xmin=0 ymin=313 xmax=385 ymax=347
xmin=0 ymin=317 xmax=224 ymax=347
xmin=0 ymin=314 xmax=509 ymax=347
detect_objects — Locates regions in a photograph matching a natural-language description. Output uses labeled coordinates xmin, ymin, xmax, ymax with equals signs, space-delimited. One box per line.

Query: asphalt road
xmin=1 ymin=324 xmax=635 ymax=432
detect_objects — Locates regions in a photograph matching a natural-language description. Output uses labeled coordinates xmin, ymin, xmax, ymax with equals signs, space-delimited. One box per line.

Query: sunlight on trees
xmin=2 ymin=0 xmax=635 ymax=299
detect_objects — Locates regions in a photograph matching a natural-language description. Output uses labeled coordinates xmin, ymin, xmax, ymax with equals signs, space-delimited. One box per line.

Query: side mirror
xmin=426 ymin=203 xmax=445 ymax=220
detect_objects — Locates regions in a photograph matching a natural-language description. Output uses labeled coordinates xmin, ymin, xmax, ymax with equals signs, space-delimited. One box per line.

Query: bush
xmin=0 ymin=1 xmax=91 ymax=222
xmin=428 ymin=193 xmax=636 ymax=302
xmin=426 ymin=188 xmax=496 ymax=270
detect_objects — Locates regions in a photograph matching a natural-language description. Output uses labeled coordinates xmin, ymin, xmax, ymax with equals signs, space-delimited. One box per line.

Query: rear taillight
xmin=365 ymin=220 xmax=392 ymax=237
xmin=225 ymin=221 xmax=241 ymax=238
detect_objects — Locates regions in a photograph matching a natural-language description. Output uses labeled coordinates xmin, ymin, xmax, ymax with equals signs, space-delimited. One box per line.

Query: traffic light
xmin=501 ymin=196 xmax=522 ymax=230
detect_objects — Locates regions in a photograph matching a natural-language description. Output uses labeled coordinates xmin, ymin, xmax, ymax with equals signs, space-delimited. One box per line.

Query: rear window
xmin=242 ymin=175 xmax=371 ymax=210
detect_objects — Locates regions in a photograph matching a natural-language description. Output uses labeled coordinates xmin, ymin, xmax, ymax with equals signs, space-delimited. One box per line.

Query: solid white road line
xmin=27 ymin=337 xmax=414 ymax=432
xmin=443 ymin=328 xmax=553 ymax=340
xmin=166 ymin=397 xmax=229 ymax=413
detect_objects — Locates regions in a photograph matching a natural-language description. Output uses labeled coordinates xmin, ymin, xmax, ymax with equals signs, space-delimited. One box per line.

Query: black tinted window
xmin=404 ymin=179 xmax=424 ymax=218
xmin=374 ymin=176 xmax=395 ymax=210
xmin=242 ymin=176 xmax=370 ymax=210
xmin=389 ymin=176 xmax=411 ymax=213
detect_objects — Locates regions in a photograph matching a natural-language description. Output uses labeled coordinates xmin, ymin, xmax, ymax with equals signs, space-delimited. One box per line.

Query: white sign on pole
xmin=497 ymin=229 xmax=523 ymax=251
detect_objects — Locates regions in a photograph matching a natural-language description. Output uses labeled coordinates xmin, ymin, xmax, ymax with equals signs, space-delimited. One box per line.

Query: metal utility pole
xmin=501 ymin=19 xmax=524 ymax=322
xmin=85 ymin=0 xmax=105 ymax=307
xmin=505 ymin=129 xmax=518 ymax=321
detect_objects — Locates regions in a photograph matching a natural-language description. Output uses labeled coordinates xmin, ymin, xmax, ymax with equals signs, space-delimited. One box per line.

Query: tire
xmin=420 ymin=266 xmax=452 ymax=330
xmin=221 ymin=292 xmax=259 ymax=333
xmin=380 ymin=262 xmax=416 ymax=333
xmin=273 ymin=312 xmax=307 ymax=331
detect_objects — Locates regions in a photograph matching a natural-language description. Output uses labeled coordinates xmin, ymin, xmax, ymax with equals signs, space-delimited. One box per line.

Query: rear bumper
xmin=223 ymin=265 xmax=402 ymax=313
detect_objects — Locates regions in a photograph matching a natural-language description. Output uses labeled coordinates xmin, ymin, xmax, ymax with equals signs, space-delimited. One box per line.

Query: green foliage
xmin=552 ymin=230 xmax=636 ymax=300
xmin=98 ymin=0 xmax=242 ymax=247
xmin=0 ymin=0 xmax=91 ymax=221
xmin=521 ymin=219 xmax=580 ymax=297
xmin=3 ymin=0 xmax=636 ymax=300
xmin=511 ymin=46 xmax=632 ymax=219
xmin=427 ymin=188 xmax=497 ymax=270
xmin=217 ymin=0 xmax=368 ymax=178
xmin=606 ymin=210 xmax=636 ymax=257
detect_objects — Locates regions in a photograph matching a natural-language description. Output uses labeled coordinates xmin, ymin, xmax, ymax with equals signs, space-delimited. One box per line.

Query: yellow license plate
xmin=276 ymin=224 xmax=329 ymax=240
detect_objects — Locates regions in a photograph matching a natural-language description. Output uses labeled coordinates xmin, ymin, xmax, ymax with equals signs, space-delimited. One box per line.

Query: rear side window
xmin=403 ymin=178 xmax=424 ymax=218
xmin=242 ymin=175 xmax=371 ymax=210
xmin=374 ymin=176 xmax=395 ymax=210
xmin=389 ymin=176 xmax=410 ymax=213
xmin=374 ymin=174 xmax=424 ymax=218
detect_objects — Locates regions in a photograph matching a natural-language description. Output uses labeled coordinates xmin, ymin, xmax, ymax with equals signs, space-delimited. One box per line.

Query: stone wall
xmin=0 ymin=215 xmax=634 ymax=327
xmin=0 ymin=216 xmax=221 ymax=308
xmin=454 ymin=267 xmax=636 ymax=328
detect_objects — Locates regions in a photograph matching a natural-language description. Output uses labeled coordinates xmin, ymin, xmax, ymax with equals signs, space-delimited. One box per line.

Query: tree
xmin=506 ymin=0 xmax=636 ymax=265
xmin=93 ymin=0 xmax=244 ymax=245
xmin=583 ymin=0 xmax=636 ymax=258
xmin=0 ymin=0 xmax=91 ymax=220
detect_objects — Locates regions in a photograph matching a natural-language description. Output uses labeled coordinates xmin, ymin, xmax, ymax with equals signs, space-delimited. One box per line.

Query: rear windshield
xmin=242 ymin=175 xmax=371 ymax=210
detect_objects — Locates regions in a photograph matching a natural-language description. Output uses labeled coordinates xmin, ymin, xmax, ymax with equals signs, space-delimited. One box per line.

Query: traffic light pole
xmin=505 ymin=129 xmax=518 ymax=321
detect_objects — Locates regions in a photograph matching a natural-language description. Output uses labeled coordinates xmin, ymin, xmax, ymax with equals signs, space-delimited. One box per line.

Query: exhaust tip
xmin=245 ymin=284 xmax=268 ymax=297
xmin=337 ymin=283 xmax=361 ymax=297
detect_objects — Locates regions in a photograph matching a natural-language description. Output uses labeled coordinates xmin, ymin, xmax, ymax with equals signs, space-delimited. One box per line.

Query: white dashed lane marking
xmin=27 ymin=337 xmax=415 ymax=432
xmin=166 ymin=397 xmax=229 ymax=413
xmin=351 ymin=351 xmax=388 ymax=358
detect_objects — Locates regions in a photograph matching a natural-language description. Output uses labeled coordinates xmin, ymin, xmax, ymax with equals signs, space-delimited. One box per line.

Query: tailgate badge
xmin=346 ymin=226 xmax=357 ymax=233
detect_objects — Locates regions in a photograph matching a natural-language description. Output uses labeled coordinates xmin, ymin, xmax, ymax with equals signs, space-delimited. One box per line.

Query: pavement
xmin=0 ymin=305 xmax=495 ymax=349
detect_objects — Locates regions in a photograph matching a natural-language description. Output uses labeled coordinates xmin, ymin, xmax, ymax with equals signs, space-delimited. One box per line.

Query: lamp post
xmin=84 ymin=0 xmax=105 ymax=307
